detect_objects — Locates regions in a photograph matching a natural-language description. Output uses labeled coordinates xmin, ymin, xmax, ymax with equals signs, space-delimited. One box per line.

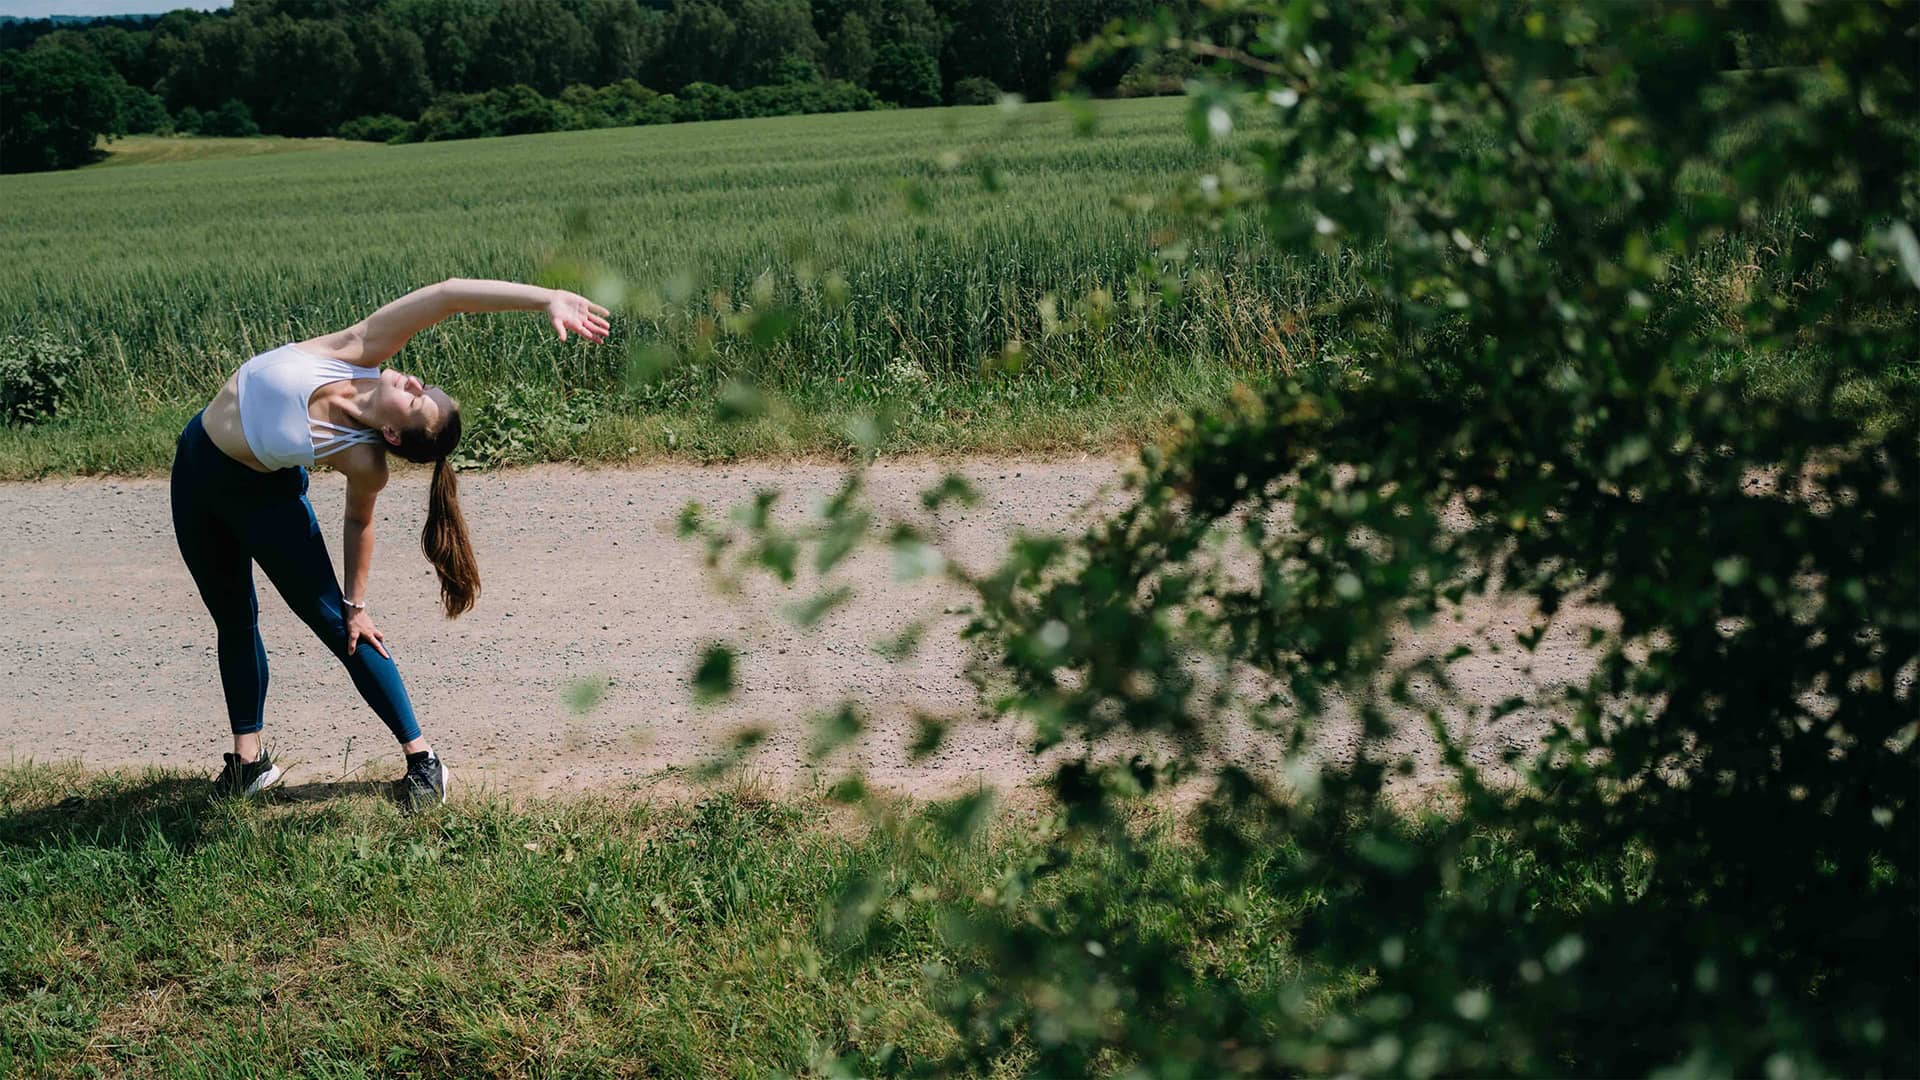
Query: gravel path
xmin=0 ymin=458 xmax=1600 ymax=800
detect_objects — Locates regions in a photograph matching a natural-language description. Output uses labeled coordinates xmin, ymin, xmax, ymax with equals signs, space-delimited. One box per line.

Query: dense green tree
xmin=346 ymin=19 xmax=432 ymax=121
xmin=473 ymin=0 xmax=592 ymax=96
xmin=382 ymin=0 xmax=488 ymax=92
xmin=153 ymin=15 xmax=254 ymax=112
xmin=938 ymin=0 xmax=1054 ymax=99
xmin=0 ymin=13 xmax=161 ymax=55
xmin=250 ymin=15 xmax=358 ymax=135
xmin=657 ymin=1 xmax=736 ymax=89
xmin=950 ymin=73 xmax=999 ymax=105
xmin=676 ymin=79 xmax=743 ymax=120
xmin=728 ymin=0 xmax=822 ymax=87
xmin=821 ymin=10 xmax=873 ymax=85
xmin=863 ymin=0 xmax=945 ymax=57
xmin=490 ymin=82 xmax=572 ymax=134
xmin=737 ymin=75 xmax=877 ymax=116
xmin=335 ymin=112 xmax=411 ymax=141
xmin=0 ymin=46 xmax=123 ymax=172
xmin=115 ymin=82 xmax=172 ymax=133
xmin=1 ymin=0 xmax=1224 ymax=152
xmin=205 ymin=97 xmax=261 ymax=137
xmin=869 ymin=40 xmax=939 ymax=106
xmin=559 ymin=78 xmax=674 ymax=127
xmin=588 ymin=0 xmax=666 ymax=85
xmin=30 ymin=25 xmax=153 ymax=87
xmin=812 ymin=0 xmax=947 ymax=77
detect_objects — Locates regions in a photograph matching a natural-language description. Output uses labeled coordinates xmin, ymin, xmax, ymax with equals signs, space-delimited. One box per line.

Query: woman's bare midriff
xmin=200 ymin=372 xmax=274 ymax=472
xmin=200 ymin=366 xmax=368 ymax=475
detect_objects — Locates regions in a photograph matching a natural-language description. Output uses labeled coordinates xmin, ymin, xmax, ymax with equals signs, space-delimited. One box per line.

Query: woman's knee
xmin=210 ymin=608 xmax=261 ymax=638
xmin=309 ymin=611 xmax=354 ymax=659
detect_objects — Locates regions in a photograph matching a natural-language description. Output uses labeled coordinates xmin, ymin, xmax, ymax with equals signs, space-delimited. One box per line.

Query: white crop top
xmin=234 ymin=343 xmax=384 ymax=470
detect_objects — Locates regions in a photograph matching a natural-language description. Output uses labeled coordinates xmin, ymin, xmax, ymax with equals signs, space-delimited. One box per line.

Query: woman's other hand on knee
xmin=346 ymin=607 xmax=389 ymax=659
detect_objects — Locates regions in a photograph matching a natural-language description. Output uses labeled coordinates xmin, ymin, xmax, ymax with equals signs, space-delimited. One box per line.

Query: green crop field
xmin=4 ymin=95 xmax=1903 ymax=479
xmin=0 ymin=97 xmax=1307 ymax=477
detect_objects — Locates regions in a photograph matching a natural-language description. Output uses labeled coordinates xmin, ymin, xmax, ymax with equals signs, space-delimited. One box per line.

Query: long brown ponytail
xmin=423 ymin=456 xmax=479 ymax=616
xmin=393 ymin=401 xmax=480 ymax=617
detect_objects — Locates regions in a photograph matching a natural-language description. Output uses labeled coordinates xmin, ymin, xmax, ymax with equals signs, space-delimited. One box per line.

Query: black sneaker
xmin=394 ymin=752 xmax=450 ymax=810
xmin=212 ymin=751 xmax=282 ymax=797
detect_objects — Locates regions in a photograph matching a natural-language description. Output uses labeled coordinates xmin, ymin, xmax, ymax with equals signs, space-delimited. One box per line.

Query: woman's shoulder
xmin=323 ymin=441 xmax=390 ymax=489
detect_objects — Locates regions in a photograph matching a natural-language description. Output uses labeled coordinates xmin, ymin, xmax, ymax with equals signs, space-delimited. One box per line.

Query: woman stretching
xmin=173 ymin=278 xmax=611 ymax=805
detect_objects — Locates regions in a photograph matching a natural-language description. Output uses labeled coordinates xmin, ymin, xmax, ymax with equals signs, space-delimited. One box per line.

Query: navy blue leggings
xmin=171 ymin=411 xmax=421 ymax=743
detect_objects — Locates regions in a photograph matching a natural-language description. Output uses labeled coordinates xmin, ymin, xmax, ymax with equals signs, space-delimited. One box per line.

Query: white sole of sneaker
xmin=245 ymin=764 xmax=283 ymax=795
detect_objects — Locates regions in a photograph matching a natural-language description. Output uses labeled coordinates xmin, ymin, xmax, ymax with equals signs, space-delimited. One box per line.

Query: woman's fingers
xmin=348 ymin=623 xmax=390 ymax=659
xmin=550 ymin=295 xmax=612 ymax=344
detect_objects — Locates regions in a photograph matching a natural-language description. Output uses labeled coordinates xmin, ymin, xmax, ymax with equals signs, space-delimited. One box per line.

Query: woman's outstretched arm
xmin=306 ymin=278 xmax=611 ymax=366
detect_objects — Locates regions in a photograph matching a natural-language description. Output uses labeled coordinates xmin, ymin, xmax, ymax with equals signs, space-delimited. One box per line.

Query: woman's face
xmin=376 ymin=369 xmax=453 ymax=443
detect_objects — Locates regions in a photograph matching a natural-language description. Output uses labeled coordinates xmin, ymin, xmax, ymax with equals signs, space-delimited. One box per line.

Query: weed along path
xmin=0 ymin=458 xmax=1603 ymax=799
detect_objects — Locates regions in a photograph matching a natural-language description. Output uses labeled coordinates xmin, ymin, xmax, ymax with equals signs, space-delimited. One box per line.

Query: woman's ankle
xmin=232 ymin=733 xmax=262 ymax=762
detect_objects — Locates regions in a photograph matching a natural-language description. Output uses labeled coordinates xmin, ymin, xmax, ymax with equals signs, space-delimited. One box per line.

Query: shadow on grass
xmin=0 ymin=774 xmax=219 ymax=854
xmin=0 ymin=771 xmax=404 ymax=856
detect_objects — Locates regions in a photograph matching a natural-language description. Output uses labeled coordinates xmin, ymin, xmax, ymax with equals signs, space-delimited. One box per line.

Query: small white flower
xmin=1206 ymin=104 xmax=1232 ymax=139
xmin=1267 ymin=87 xmax=1300 ymax=108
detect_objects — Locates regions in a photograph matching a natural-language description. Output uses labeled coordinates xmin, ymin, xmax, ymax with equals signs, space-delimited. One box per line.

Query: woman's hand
xmin=546 ymin=290 xmax=611 ymax=343
xmin=346 ymin=608 xmax=389 ymax=659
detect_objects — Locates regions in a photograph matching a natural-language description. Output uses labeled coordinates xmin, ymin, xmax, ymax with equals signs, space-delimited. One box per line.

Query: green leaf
xmin=785 ymin=585 xmax=854 ymax=629
xmin=747 ymin=306 xmax=796 ymax=347
xmin=692 ymin=644 xmax=736 ymax=705
xmin=564 ymin=675 xmax=609 ymax=715
xmin=907 ymin=713 xmax=947 ymax=759
xmin=875 ymin=621 xmax=927 ymax=662
xmin=808 ymin=702 xmax=863 ymax=761
xmin=715 ymin=379 xmax=766 ymax=421
xmin=929 ymin=789 xmax=993 ymax=841
xmin=920 ymin=473 xmax=981 ymax=512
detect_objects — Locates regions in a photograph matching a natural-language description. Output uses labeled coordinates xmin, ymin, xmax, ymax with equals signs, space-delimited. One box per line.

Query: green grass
xmin=89 ymin=135 xmax=379 ymax=169
xmin=0 ymin=763 xmax=1309 ymax=1077
xmin=7 ymin=98 xmax=1902 ymax=478
xmin=0 ymin=98 xmax=1303 ymax=477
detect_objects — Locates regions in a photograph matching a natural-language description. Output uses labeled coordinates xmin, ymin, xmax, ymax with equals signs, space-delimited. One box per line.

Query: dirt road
xmin=0 ymin=458 xmax=1597 ymax=799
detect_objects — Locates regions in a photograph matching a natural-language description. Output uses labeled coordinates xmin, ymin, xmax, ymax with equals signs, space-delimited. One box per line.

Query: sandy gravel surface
xmin=0 ymin=458 xmax=1600 ymax=800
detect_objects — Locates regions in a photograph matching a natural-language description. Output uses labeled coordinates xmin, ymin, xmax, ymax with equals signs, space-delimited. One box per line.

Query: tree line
xmin=1 ymin=0 xmax=1202 ymax=172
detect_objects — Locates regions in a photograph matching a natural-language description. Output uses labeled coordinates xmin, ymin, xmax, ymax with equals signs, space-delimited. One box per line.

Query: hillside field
xmin=88 ymin=134 xmax=377 ymax=168
xmin=0 ymin=98 xmax=1299 ymax=476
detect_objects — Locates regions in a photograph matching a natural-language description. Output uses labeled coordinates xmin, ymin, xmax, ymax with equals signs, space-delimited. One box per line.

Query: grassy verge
xmin=0 ymin=763 xmax=1306 ymax=1077
xmin=0 ymin=348 xmax=1247 ymax=478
